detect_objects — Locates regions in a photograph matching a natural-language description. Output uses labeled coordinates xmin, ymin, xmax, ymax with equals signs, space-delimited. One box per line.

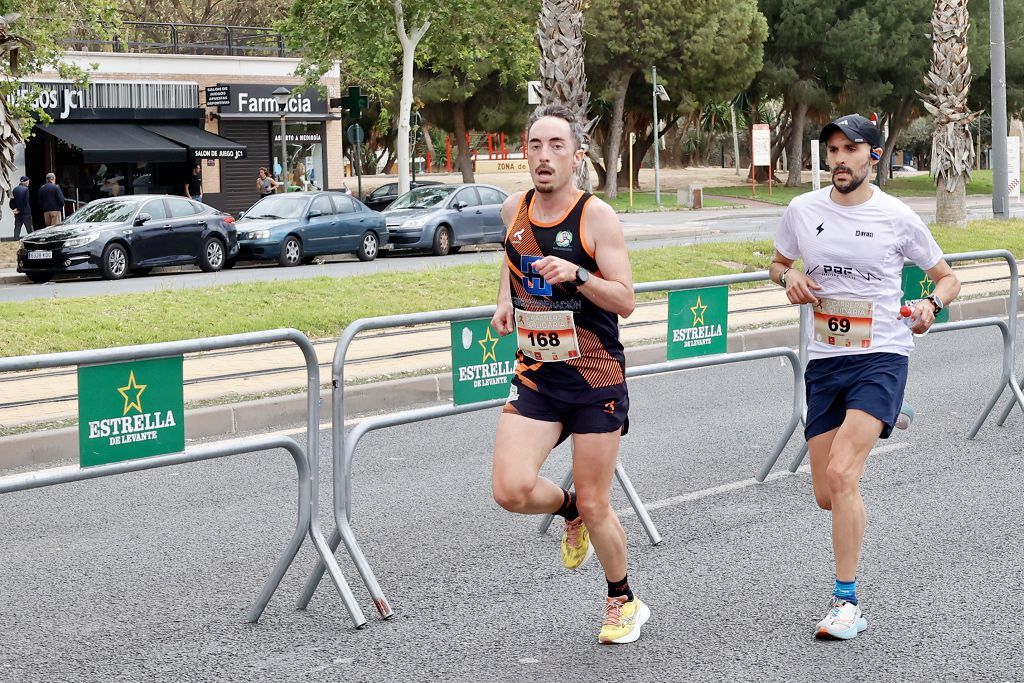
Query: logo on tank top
xmin=511 ymin=227 xmax=525 ymax=243
xmin=554 ymin=230 xmax=573 ymax=249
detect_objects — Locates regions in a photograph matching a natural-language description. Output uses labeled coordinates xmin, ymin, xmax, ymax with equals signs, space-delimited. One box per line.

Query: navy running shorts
xmin=502 ymin=376 xmax=629 ymax=441
xmin=804 ymin=352 xmax=909 ymax=441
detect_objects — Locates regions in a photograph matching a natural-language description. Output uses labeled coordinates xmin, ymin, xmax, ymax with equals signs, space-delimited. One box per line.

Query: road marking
xmin=617 ymin=442 xmax=909 ymax=517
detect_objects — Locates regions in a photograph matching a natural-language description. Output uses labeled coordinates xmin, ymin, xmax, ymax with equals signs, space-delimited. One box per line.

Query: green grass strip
xmin=710 ymin=170 xmax=995 ymax=206
xmin=2 ymin=217 xmax=1022 ymax=356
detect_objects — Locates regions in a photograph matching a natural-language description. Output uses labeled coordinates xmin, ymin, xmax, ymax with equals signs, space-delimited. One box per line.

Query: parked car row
xmin=17 ymin=182 xmax=509 ymax=283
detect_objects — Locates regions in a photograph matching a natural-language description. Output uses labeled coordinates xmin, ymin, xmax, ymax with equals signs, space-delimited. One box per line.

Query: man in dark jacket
xmin=39 ymin=172 xmax=65 ymax=227
xmin=11 ymin=175 xmax=32 ymax=237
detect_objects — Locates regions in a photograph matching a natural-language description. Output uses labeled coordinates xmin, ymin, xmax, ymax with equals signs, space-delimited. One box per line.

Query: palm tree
xmin=0 ymin=14 xmax=32 ymax=199
xmin=920 ymin=0 xmax=980 ymax=227
xmin=536 ymin=0 xmax=593 ymax=191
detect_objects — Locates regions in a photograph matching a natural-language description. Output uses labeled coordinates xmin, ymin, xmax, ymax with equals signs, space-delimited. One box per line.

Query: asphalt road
xmin=1 ymin=327 xmax=1021 ymax=681
xmin=4 ymin=196 xmax=1021 ymax=303
xmin=0 ymin=209 xmax=773 ymax=303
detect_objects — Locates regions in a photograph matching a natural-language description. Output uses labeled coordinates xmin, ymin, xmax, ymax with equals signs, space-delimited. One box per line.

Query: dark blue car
xmin=233 ymin=191 xmax=388 ymax=267
xmin=17 ymin=195 xmax=237 ymax=283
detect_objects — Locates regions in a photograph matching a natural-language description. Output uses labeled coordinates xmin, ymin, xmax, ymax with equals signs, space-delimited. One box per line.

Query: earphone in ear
xmin=870 ymin=148 xmax=882 ymax=160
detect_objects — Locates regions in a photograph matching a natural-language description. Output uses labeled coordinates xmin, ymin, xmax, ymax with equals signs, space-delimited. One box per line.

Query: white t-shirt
xmin=775 ymin=185 xmax=944 ymax=360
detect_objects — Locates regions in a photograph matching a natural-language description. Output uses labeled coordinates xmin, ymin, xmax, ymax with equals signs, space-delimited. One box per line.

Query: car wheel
xmin=26 ymin=272 xmax=53 ymax=284
xmin=357 ymin=231 xmax=379 ymax=261
xmin=199 ymin=236 xmax=226 ymax=272
xmin=131 ymin=267 xmax=153 ymax=277
xmin=278 ymin=235 xmax=302 ymax=267
xmin=432 ymin=225 xmax=453 ymax=256
xmin=101 ymin=243 xmax=129 ymax=280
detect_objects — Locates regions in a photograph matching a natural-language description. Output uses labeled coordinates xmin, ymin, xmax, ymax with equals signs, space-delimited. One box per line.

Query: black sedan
xmin=17 ymin=195 xmax=238 ymax=283
xmin=362 ymin=180 xmax=442 ymax=211
xmin=233 ymin=191 xmax=387 ymax=267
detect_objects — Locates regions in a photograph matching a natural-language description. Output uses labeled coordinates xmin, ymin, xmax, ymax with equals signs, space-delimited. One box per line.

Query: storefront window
xmin=272 ymin=121 xmax=325 ymax=191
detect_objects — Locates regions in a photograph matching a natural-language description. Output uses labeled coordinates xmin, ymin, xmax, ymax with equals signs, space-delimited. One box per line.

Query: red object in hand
xmin=899 ymin=305 xmax=913 ymax=318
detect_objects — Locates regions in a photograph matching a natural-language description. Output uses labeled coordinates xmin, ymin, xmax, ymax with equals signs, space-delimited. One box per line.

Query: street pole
xmin=411 ymin=126 xmax=418 ymax=185
xmin=652 ymin=66 xmax=661 ymax=206
xmin=991 ymin=0 xmax=1009 ymax=219
xmin=279 ymin=113 xmax=288 ymax=193
xmin=731 ymin=99 xmax=741 ymax=176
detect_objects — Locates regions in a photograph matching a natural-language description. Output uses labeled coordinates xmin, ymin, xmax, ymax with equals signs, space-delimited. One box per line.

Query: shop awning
xmin=142 ymin=124 xmax=247 ymax=160
xmin=37 ymin=123 xmax=188 ymax=163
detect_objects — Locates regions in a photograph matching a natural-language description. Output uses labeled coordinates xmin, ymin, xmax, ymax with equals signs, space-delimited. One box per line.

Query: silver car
xmin=382 ymin=183 xmax=508 ymax=255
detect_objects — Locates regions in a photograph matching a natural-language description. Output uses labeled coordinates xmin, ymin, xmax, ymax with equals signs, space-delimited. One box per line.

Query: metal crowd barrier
xmin=0 ymin=329 xmax=367 ymax=627
xmin=788 ymin=249 xmax=1024 ymax=471
xmin=300 ymin=272 xmax=807 ymax=624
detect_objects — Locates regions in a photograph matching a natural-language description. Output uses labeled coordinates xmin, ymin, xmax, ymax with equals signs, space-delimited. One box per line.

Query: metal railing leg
xmin=788 ymin=441 xmax=809 ymax=473
xmin=337 ymin=518 xmax=393 ymax=618
xmin=995 ymin=374 xmax=1024 ymax=426
xmin=614 ymin=462 xmax=662 ymax=546
xmin=995 ymin=375 xmax=1024 ymax=427
xmin=298 ymin=526 xmax=368 ymax=628
xmin=296 ymin=527 xmax=340 ymax=609
xmin=246 ymin=444 xmax=312 ymax=623
xmin=756 ymin=412 xmax=802 ymax=482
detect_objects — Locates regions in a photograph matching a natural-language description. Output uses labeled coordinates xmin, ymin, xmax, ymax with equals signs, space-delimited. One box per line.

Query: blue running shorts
xmin=804 ymin=352 xmax=909 ymax=440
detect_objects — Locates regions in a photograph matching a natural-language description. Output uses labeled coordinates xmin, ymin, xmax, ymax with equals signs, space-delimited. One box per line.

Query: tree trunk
xmin=394 ymin=1 xmax=429 ymax=196
xmin=601 ymin=69 xmax=633 ymax=200
xmin=421 ymin=125 xmax=435 ymax=172
xmin=589 ymin=147 xmax=607 ymax=189
xmin=920 ymin=0 xmax=978 ymax=228
xmin=536 ymin=0 xmax=593 ymax=191
xmin=878 ymin=98 xmax=914 ymax=187
xmin=785 ymin=101 xmax=808 ymax=187
xmin=935 ymin=173 xmax=967 ymax=226
xmin=451 ymin=101 xmax=475 ymax=182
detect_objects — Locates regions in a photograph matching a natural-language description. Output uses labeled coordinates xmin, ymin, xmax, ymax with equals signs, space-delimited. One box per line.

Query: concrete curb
xmin=0 ymin=294 xmax=1014 ymax=470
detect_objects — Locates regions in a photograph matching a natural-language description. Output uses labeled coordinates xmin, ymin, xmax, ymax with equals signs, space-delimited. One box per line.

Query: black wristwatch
xmin=573 ymin=267 xmax=591 ymax=287
xmin=924 ymin=294 xmax=943 ymax=315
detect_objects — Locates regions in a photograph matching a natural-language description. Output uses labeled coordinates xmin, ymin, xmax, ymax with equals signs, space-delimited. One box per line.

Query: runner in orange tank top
xmin=490 ymin=104 xmax=649 ymax=644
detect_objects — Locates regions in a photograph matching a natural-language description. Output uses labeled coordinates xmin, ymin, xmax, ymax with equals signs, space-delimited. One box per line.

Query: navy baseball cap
xmin=819 ymin=114 xmax=881 ymax=148
xmin=19 ymin=175 xmax=29 ymax=182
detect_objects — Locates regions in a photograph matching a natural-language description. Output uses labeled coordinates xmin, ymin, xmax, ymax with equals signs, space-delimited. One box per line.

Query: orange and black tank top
xmin=504 ymin=189 xmax=625 ymax=399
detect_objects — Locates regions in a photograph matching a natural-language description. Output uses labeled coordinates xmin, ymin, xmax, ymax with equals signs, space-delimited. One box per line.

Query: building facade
xmin=4 ymin=51 xmax=343 ymax=239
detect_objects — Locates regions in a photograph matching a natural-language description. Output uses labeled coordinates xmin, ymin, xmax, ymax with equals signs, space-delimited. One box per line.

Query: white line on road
xmin=616 ymin=442 xmax=909 ymax=517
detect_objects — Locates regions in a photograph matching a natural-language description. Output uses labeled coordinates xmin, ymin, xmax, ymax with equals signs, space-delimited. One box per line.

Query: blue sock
xmin=833 ymin=577 xmax=857 ymax=605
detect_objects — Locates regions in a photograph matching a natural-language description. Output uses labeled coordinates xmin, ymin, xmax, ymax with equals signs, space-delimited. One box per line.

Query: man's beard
xmin=832 ymin=164 xmax=870 ymax=194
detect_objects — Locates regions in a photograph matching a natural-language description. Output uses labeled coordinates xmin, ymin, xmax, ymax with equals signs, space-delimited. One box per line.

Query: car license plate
xmin=28 ymin=250 xmax=52 ymax=260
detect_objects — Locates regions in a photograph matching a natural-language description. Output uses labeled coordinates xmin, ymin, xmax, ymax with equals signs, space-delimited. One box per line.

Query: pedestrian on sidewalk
xmin=490 ymin=104 xmax=649 ymax=644
xmin=770 ymin=113 xmax=961 ymax=640
xmin=185 ymin=163 xmax=203 ymax=202
xmin=256 ymin=167 xmax=280 ymax=198
xmin=39 ymin=173 xmax=66 ymax=227
xmin=10 ymin=175 xmax=32 ymax=238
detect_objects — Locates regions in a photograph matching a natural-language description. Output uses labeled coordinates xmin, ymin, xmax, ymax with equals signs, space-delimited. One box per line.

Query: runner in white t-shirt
xmin=770 ymin=114 xmax=961 ymax=640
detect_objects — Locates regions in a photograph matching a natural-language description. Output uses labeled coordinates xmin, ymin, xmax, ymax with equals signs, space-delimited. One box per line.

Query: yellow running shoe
xmin=598 ymin=596 xmax=651 ymax=644
xmin=561 ymin=517 xmax=593 ymax=570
